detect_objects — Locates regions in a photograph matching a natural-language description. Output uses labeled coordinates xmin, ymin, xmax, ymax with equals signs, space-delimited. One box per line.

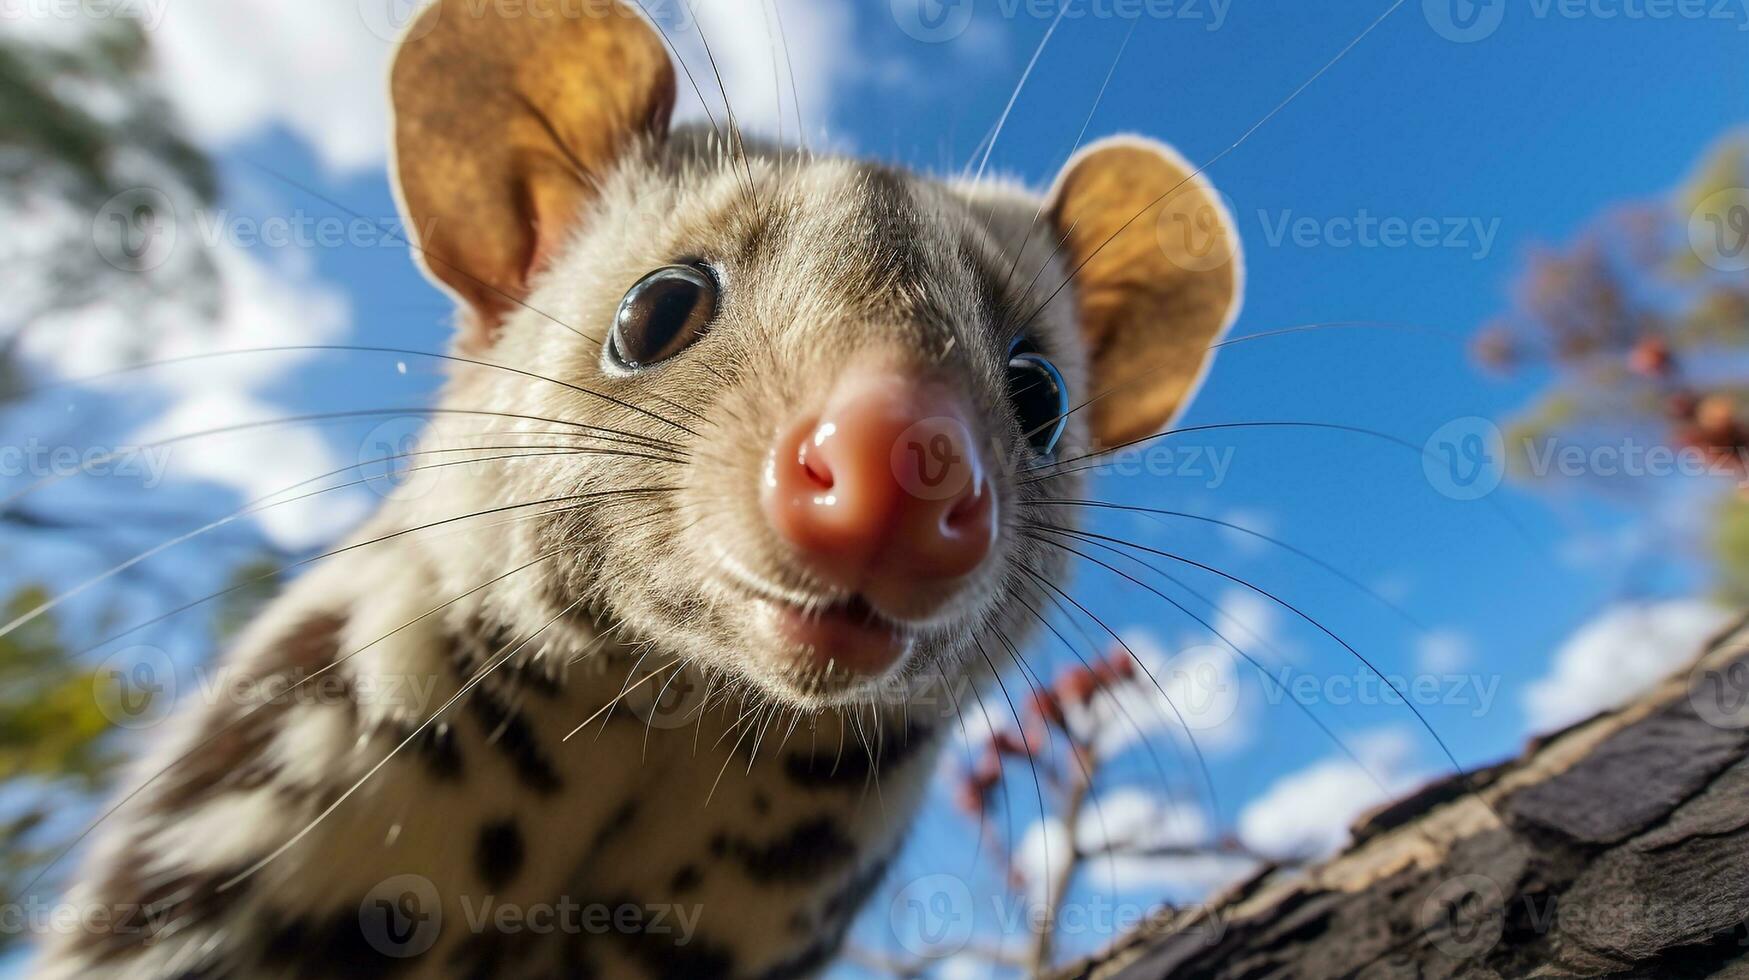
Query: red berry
xmin=992 ymin=730 xmax=1031 ymax=757
xmin=1057 ymin=666 xmax=1100 ymax=705
xmin=954 ymin=782 xmax=985 ymax=817
xmin=1029 ymin=690 xmax=1065 ymax=727
xmin=1107 ymin=649 xmax=1137 ymax=679
xmin=1698 ymin=395 xmax=1737 ymax=437
xmin=1629 ymin=336 xmax=1672 ymax=377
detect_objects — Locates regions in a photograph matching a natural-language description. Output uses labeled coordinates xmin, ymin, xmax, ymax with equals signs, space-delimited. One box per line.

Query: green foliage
xmin=0 ymin=10 xmax=220 ymax=397
xmin=1715 ymin=496 xmax=1749 ymax=608
xmin=0 ymin=10 xmax=225 ymax=949
xmin=214 ymin=557 xmax=283 ymax=642
xmin=0 ymin=588 xmax=123 ymax=787
xmin=1480 ymin=130 xmax=1749 ymax=586
xmin=0 ymin=586 xmax=143 ymax=954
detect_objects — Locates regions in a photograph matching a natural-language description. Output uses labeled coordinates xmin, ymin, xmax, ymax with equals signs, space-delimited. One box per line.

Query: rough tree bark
xmin=1053 ymin=615 xmax=1749 ymax=980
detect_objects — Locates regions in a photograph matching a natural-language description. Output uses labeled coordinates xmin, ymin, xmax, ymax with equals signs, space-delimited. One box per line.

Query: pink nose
xmin=762 ymin=369 xmax=997 ymax=603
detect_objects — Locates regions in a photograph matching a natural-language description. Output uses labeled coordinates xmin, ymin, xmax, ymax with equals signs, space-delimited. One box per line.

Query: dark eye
xmin=1007 ymin=342 xmax=1068 ymax=460
xmin=607 ymin=263 xmax=719 ymax=370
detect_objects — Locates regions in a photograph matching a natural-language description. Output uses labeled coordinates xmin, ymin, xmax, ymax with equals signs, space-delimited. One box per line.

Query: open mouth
xmin=759 ymin=592 xmax=917 ymax=677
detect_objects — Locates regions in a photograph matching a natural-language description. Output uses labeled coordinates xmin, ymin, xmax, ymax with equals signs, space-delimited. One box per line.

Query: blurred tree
xmin=0 ymin=587 xmax=142 ymax=955
xmin=855 ymin=651 xmax=1291 ymax=978
xmin=0 ymin=6 xmax=236 ymax=949
xmin=0 ymin=9 xmax=219 ymax=389
xmin=1474 ymin=130 xmax=1749 ymax=602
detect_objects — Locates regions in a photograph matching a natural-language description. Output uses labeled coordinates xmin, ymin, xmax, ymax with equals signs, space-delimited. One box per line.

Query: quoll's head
xmin=389 ymin=0 xmax=1242 ymax=709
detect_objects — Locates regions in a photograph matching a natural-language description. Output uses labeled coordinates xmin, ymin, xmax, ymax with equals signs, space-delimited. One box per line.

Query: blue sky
xmin=9 ymin=0 xmax=1749 ymax=975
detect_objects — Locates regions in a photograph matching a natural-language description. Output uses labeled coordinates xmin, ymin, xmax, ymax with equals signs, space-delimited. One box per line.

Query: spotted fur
xmin=39 ymin=3 xmax=1243 ymax=973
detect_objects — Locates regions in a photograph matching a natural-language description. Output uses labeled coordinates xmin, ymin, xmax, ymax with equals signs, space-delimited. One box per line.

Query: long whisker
xmin=1032 ymin=418 xmax=1541 ymax=551
xmin=52 ymin=487 xmax=678 ymax=659
xmin=0 ymin=405 xmax=682 ymax=513
xmin=1044 ymin=529 xmax=1495 ymax=867
xmin=689 ymin=2 xmax=759 ymax=207
xmin=706 ymin=689 xmax=763 ymax=806
xmin=1011 ymin=588 xmax=1183 ymax=807
xmin=1030 ymin=531 xmax=1393 ymax=798
xmin=996 ymin=15 xmax=1140 ymax=302
xmin=21 ymin=345 xmax=699 ymax=437
xmin=240 ymin=158 xmax=600 ymax=344
xmin=988 ymin=619 xmax=1123 ymax=918
xmin=1021 ymin=321 xmax=1457 ymax=446
xmin=0 ymin=444 xmax=678 ymax=645
xmin=769 ymin=0 xmax=805 ymax=153
xmin=564 ymin=659 xmax=684 ymax=741
xmin=217 ymin=591 xmax=590 ymax=893
xmin=966 ymin=3 xmax=1070 ymax=185
xmin=972 ymin=633 xmax=1053 ymax=907
xmin=594 ymin=644 xmax=661 ymax=742
xmin=956 ymin=654 xmax=1016 ymax=877
xmin=17 ymin=547 xmax=570 ymax=898
xmin=1019 ymin=567 xmax=1222 ymax=825
xmin=1026 ymin=419 xmax=1414 ymax=485
xmin=1053 ymin=498 xmax=1426 ymax=630
xmin=1036 ymin=524 xmax=1472 ymax=776
xmin=758 ymin=0 xmax=784 ymax=150
xmin=1007 ymin=0 xmax=1411 ymax=337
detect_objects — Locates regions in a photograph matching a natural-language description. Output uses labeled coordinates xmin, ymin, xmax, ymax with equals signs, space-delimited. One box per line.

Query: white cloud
xmin=149 ymin=0 xmax=400 ymax=173
xmin=1236 ymin=727 xmax=1424 ymax=859
xmin=137 ymin=389 xmax=372 ymax=550
xmin=1521 ymin=599 xmax=1732 ymax=734
xmin=1211 ymin=587 xmax=1283 ymax=662
xmin=1078 ymin=629 xmax=1250 ymax=759
xmin=1216 ymin=508 xmax=1277 ymax=555
xmin=668 ymin=0 xmax=859 ymax=141
xmin=124 ymin=0 xmax=866 ymax=175
xmin=20 ymin=242 xmax=366 ymax=551
xmin=1014 ymin=789 xmax=1251 ymax=902
xmin=1415 ymin=628 xmax=1475 ymax=674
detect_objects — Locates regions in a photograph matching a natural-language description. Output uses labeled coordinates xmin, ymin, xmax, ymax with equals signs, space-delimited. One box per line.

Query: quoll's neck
xmin=45 ymin=522 xmax=950 ymax=979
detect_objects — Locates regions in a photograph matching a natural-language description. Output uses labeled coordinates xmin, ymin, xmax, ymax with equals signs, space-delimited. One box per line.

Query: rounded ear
xmin=1047 ymin=136 xmax=1243 ymax=446
xmin=390 ymin=0 xmax=676 ymax=347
